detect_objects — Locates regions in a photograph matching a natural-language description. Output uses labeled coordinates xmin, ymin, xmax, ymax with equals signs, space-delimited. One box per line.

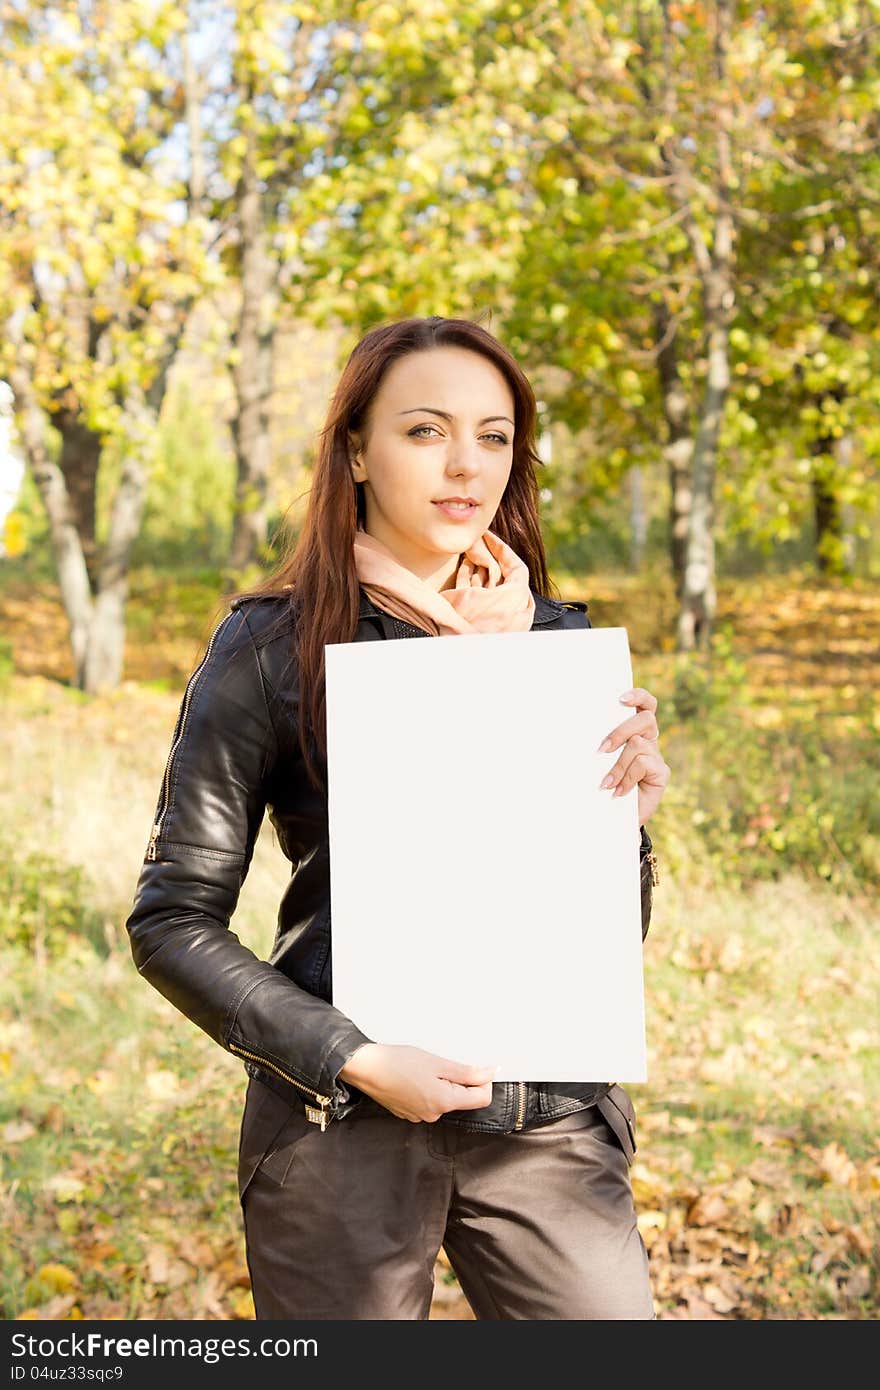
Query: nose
xmin=443 ymin=438 xmax=482 ymax=482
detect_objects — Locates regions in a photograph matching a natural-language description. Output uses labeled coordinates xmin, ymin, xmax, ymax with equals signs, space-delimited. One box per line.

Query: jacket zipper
xmin=513 ymin=1081 xmax=526 ymax=1131
xmin=146 ymin=614 xmax=231 ymax=862
xmin=228 ymin=1042 xmax=334 ymax=1131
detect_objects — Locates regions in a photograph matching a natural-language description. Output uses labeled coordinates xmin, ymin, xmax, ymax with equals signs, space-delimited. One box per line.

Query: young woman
xmin=125 ymin=314 xmax=671 ymax=1321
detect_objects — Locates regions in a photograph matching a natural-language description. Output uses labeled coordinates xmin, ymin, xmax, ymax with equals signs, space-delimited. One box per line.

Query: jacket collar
xmin=356 ymin=587 xmax=565 ymax=628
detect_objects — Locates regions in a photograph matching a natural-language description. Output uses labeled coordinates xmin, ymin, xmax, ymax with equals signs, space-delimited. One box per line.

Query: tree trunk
xmin=653 ymin=301 xmax=693 ymax=598
xmin=228 ymin=103 xmax=277 ymax=575
xmin=811 ymin=439 xmax=850 ymax=578
xmin=809 ymin=392 xmax=852 ymax=578
xmin=10 ymin=372 xmax=172 ymax=691
xmin=82 ymin=417 xmax=150 ymax=690
xmin=677 ymin=332 xmax=724 ymax=652
xmin=676 ymin=0 xmax=734 ymax=653
xmin=629 ymin=464 xmax=647 ymax=571
xmin=10 ymin=366 xmax=93 ymax=677
xmin=54 ymin=417 xmax=102 ymax=590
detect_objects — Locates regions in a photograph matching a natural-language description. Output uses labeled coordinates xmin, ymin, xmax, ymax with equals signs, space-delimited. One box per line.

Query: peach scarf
xmin=353 ymin=527 xmax=536 ymax=636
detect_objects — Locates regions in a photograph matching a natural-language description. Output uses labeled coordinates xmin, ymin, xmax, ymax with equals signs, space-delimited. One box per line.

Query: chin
xmin=422 ymin=516 xmax=488 ymax=567
xmin=426 ymin=519 xmax=481 ymax=547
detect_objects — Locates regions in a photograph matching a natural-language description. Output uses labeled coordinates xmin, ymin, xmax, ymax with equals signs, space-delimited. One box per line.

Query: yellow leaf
xmin=630 ymin=1163 xmax=667 ymax=1204
xmin=146 ymin=1069 xmax=180 ymax=1100
xmin=807 ymin=1141 xmax=857 ymax=1187
xmin=637 ymin=1209 xmax=667 ymax=1232
xmin=43 ymin=1174 xmax=85 ymax=1202
xmin=230 ymin=1289 xmax=255 ymax=1319
xmin=35 ymin=1264 xmax=77 ymax=1294
xmin=3 ymin=512 xmax=26 ymax=557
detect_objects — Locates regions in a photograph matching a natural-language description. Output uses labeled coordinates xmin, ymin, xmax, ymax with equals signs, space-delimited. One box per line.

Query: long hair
xmin=235 ymin=314 xmax=557 ymax=794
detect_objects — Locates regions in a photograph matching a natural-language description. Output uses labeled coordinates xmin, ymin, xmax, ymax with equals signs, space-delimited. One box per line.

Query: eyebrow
xmin=397 ymin=407 xmax=514 ymax=427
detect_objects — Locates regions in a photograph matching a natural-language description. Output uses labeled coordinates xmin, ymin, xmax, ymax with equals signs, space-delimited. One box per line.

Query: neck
xmin=356 ymin=527 xmax=462 ymax=591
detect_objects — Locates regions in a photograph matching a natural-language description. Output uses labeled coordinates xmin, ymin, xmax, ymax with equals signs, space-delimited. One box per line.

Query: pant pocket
xmin=238 ymin=1077 xmax=305 ymax=1202
xmin=594 ymin=1084 xmax=638 ymax=1166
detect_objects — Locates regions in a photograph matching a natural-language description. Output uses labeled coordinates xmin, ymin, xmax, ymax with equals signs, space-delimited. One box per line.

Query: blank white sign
xmin=325 ymin=626 xmax=647 ymax=1082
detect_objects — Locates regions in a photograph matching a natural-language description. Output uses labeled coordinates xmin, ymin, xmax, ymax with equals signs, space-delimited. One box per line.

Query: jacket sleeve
xmin=124 ymin=607 xmax=373 ymax=1111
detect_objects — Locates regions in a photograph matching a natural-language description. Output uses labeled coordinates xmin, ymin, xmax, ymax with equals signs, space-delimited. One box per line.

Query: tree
xmin=726 ymin=4 xmax=880 ymax=577
xmin=486 ymin=0 xmax=878 ymax=639
xmin=0 ymin=1 xmax=212 ymax=689
xmin=214 ymin=0 xmax=532 ymax=571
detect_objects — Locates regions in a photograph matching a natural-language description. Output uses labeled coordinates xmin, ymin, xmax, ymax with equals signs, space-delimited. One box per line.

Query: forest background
xmin=0 ymin=0 xmax=878 ymax=1320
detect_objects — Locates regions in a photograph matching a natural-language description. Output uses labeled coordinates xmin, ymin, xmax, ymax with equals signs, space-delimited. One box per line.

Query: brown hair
xmin=235 ymin=313 xmax=558 ymax=793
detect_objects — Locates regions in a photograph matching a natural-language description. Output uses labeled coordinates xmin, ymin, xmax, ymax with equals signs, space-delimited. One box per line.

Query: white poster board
xmin=325 ymin=627 xmax=647 ymax=1081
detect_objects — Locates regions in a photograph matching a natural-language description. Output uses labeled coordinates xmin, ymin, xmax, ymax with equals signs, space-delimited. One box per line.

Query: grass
xmin=0 ymin=559 xmax=877 ymax=1320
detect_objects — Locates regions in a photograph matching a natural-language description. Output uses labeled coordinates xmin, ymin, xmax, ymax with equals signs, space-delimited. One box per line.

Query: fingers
xmin=438 ymin=1058 xmax=497 ymax=1086
xmin=599 ymin=735 xmax=666 ymax=798
xmin=612 ymin=753 xmax=672 ymax=799
xmin=619 ymin=686 xmax=658 ymax=713
xmin=355 ymin=1048 xmax=499 ymax=1123
xmin=442 ymin=1079 xmax=495 ymax=1111
xmin=598 ymin=688 xmax=660 ymax=753
xmin=597 ymin=686 xmax=665 ymax=801
xmin=435 ymin=1058 xmax=497 ymax=1114
xmin=597 ymin=717 xmax=658 ymax=754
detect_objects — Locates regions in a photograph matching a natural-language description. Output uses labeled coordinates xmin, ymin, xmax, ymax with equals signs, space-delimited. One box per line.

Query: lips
xmin=432 ymin=500 xmax=479 ymax=520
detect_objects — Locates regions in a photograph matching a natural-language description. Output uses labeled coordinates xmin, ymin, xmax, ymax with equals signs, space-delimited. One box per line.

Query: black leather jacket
xmin=125 ymin=588 xmax=658 ymax=1135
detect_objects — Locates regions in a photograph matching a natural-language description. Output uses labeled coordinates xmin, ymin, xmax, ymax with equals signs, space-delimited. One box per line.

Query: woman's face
xmin=349 ymin=346 xmax=516 ymax=591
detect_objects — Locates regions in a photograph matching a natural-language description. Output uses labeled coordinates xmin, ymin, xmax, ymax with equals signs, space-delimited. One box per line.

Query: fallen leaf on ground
xmin=3 ymin=1120 xmax=36 ymax=1143
xmin=686 ymin=1192 xmax=729 ymax=1227
xmin=806 ymin=1141 xmax=857 ymax=1187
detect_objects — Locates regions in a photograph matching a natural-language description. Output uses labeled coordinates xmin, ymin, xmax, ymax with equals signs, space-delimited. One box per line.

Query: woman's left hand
xmin=597 ymin=687 xmax=671 ymax=828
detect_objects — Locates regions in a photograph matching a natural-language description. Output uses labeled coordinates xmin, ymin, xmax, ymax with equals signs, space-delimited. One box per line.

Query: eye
xmin=408 ymin=425 xmax=510 ymax=445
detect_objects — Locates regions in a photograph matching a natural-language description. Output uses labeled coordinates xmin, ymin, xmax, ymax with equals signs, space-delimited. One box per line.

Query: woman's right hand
xmin=338 ymin=1043 xmax=496 ymax=1123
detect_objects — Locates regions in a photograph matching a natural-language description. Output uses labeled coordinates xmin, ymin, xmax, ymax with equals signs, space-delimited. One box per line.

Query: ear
xmin=347 ymin=433 xmax=367 ymax=483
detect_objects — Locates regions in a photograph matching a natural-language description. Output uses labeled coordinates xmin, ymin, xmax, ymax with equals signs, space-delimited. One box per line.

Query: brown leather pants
xmin=238 ymin=1076 xmax=654 ymax=1320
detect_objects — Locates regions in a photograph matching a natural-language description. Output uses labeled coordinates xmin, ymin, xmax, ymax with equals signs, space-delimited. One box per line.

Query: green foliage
xmin=661 ymin=630 xmax=878 ymax=893
xmin=703 ymin=720 xmax=879 ymax=892
xmin=0 ymin=634 xmax=14 ymax=693
xmin=0 ymin=846 xmax=109 ymax=960
xmin=5 ymin=0 xmax=879 ymax=614
xmin=668 ymin=626 xmax=750 ymax=724
xmin=131 ymin=381 xmax=234 ymax=568
xmin=0 ymin=2 xmax=207 ymax=440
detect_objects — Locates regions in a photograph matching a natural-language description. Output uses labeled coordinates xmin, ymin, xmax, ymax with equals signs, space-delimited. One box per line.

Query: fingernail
xmin=619 ymin=693 xmax=635 ymax=704
xmin=597 ymin=738 xmax=612 ymax=753
xmin=600 ymin=774 xmax=614 ymax=789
